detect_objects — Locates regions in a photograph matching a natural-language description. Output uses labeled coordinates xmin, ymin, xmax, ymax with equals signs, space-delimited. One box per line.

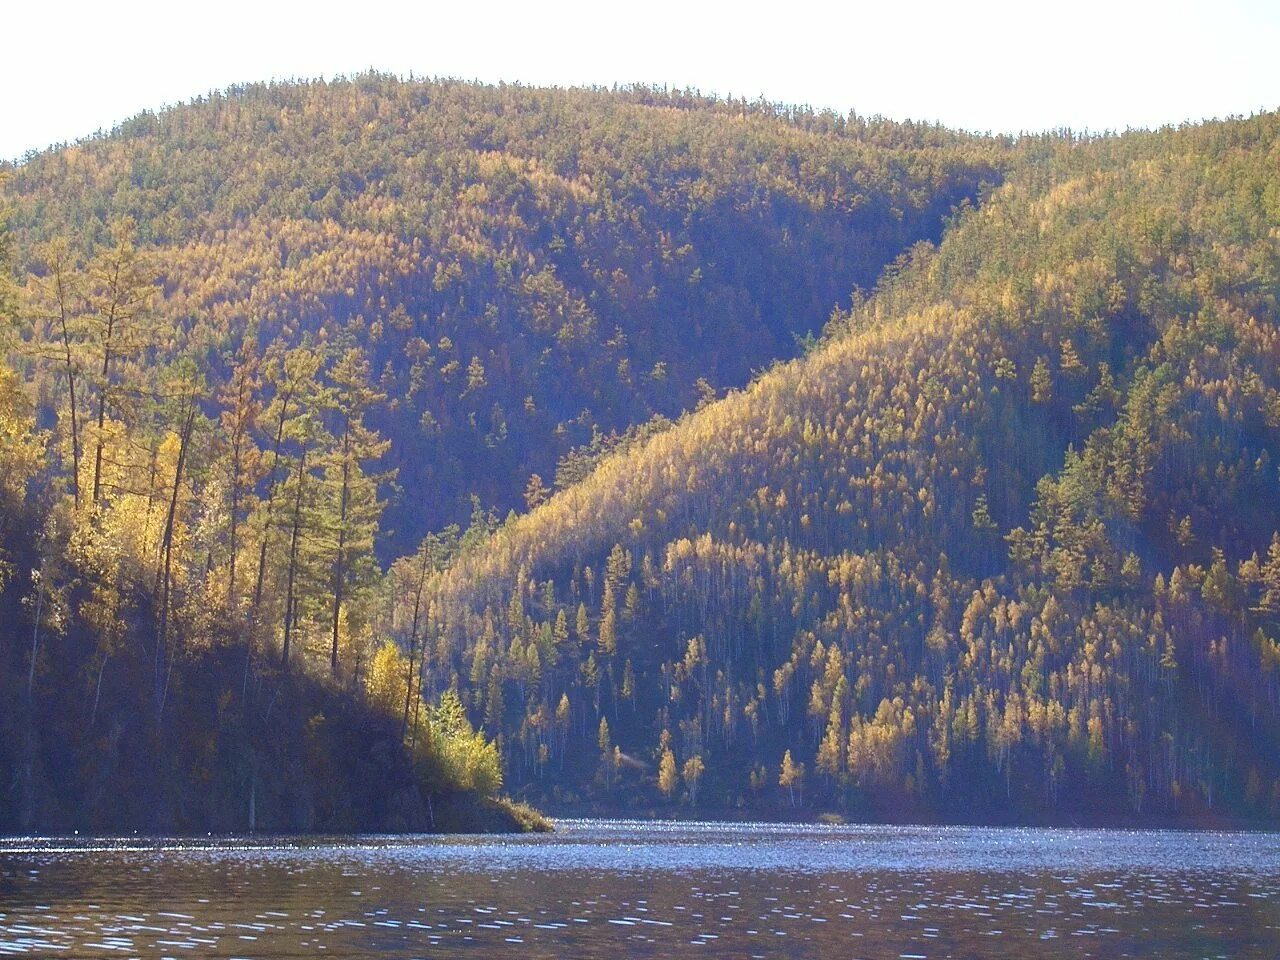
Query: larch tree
xmin=83 ymin=222 xmax=156 ymax=507
xmin=682 ymin=754 xmax=705 ymax=805
xmin=321 ymin=346 xmax=392 ymax=678
xmin=275 ymin=357 xmax=331 ymax=675
xmin=779 ymin=749 xmax=804 ymax=807
xmin=152 ymin=358 xmax=207 ymax=721
xmin=216 ymin=335 xmax=263 ymax=617
xmin=251 ymin=343 xmax=324 ymax=667
xmin=30 ymin=240 xmax=86 ymax=506
xmin=658 ymin=729 xmax=678 ymax=798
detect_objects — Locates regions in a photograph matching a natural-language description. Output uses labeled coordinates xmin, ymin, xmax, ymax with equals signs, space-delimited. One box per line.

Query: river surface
xmin=2 ymin=819 xmax=1278 ymax=958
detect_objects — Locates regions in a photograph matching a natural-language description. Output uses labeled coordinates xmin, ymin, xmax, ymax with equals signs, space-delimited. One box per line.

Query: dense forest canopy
xmin=419 ymin=111 xmax=1280 ymax=822
xmin=0 ymin=76 xmax=997 ymax=832
xmin=3 ymin=74 xmax=1000 ymax=557
xmin=1 ymin=75 xmax=1277 ymax=831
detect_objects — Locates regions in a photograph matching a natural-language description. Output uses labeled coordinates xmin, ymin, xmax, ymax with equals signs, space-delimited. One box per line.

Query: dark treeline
xmin=422 ymin=112 xmax=1280 ymax=823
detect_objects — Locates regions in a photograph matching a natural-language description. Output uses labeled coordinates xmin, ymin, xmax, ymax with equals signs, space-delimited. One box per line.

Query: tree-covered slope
xmin=3 ymin=75 xmax=998 ymax=555
xmin=420 ymin=115 xmax=1280 ymax=822
xmin=5 ymin=78 xmax=1277 ymax=832
xmin=0 ymin=77 xmax=999 ymax=834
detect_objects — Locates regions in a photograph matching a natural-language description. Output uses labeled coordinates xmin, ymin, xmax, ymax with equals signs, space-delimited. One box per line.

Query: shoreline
xmin=7 ymin=809 xmax=1278 ymax=841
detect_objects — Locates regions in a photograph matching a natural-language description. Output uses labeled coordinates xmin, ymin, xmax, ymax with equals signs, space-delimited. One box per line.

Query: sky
xmin=4 ymin=0 xmax=1279 ymax=161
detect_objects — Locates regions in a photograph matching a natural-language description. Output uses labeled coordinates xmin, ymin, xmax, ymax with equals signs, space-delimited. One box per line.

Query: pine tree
xmin=658 ymin=743 xmax=678 ymax=798
xmin=1259 ymin=534 xmax=1280 ymax=619
xmin=524 ymin=473 xmax=549 ymax=510
xmin=84 ymin=222 xmax=156 ymax=506
xmin=216 ymin=336 xmax=263 ymax=614
xmin=780 ymin=749 xmax=804 ymax=807
xmin=597 ymin=715 xmax=616 ymax=787
xmin=971 ymin=494 xmax=997 ymax=531
xmin=322 ymin=347 xmax=392 ymax=678
xmin=1030 ymin=356 xmax=1052 ymax=404
xmin=30 ymin=239 xmax=86 ymax=506
xmin=682 ymin=754 xmax=705 ymax=805
xmin=152 ymin=358 xmax=206 ymax=720
xmin=250 ymin=343 xmax=323 ymax=641
xmin=277 ymin=380 xmax=330 ymax=675
xmin=599 ymin=581 xmax=618 ymax=657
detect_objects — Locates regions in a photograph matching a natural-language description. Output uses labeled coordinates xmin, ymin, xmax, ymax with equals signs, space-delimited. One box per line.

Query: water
xmin=2 ymin=819 xmax=1278 ymax=958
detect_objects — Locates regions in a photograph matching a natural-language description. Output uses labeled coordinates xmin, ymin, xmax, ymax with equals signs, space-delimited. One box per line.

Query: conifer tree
xmin=658 ymin=740 xmax=678 ymax=798
xmin=30 ymin=240 xmax=85 ymax=505
xmin=321 ymin=347 xmax=392 ymax=677
xmin=682 ymin=754 xmax=705 ymax=805
xmin=83 ymin=222 xmax=156 ymax=506
xmin=217 ymin=336 xmax=263 ymax=615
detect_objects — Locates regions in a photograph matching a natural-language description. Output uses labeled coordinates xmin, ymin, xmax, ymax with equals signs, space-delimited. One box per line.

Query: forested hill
xmin=4 ymin=78 xmax=1278 ymax=832
xmin=3 ymin=75 xmax=999 ymax=557
xmin=0 ymin=77 xmax=996 ymax=834
xmin=420 ymin=113 xmax=1280 ymax=823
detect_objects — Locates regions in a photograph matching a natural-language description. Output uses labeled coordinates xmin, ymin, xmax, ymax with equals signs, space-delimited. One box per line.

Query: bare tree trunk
xmin=91 ymin=357 xmax=111 ymax=504
xmin=156 ymin=399 xmax=197 ymax=722
xmin=226 ymin=366 xmax=255 ymax=610
xmin=329 ymin=430 xmax=351 ymax=677
xmin=90 ymin=261 xmax=121 ymax=506
xmin=281 ymin=445 xmax=309 ymax=674
xmin=51 ymin=260 xmax=83 ymax=507
xmin=247 ymin=396 xmax=292 ymax=690
xmin=26 ymin=568 xmax=45 ymax=703
xmin=90 ymin=655 xmax=106 ymax=728
xmin=229 ymin=450 xmax=241 ymax=606
xmin=402 ymin=547 xmax=432 ymax=738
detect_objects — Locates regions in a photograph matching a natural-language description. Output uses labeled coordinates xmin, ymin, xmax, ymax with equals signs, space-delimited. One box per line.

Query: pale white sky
xmin=4 ymin=0 xmax=1279 ymax=161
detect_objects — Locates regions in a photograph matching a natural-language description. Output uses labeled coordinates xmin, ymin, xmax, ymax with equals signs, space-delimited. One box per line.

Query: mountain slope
xmin=421 ymin=115 xmax=1280 ymax=821
xmin=3 ymin=75 xmax=999 ymax=555
xmin=5 ymin=80 xmax=1278 ymax=831
xmin=0 ymin=77 xmax=1000 ymax=834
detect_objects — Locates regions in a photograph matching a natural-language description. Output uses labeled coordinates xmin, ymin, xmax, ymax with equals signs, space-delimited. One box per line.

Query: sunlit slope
xmin=424 ymin=114 xmax=1280 ymax=820
xmin=3 ymin=76 xmax=999 ymax=553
